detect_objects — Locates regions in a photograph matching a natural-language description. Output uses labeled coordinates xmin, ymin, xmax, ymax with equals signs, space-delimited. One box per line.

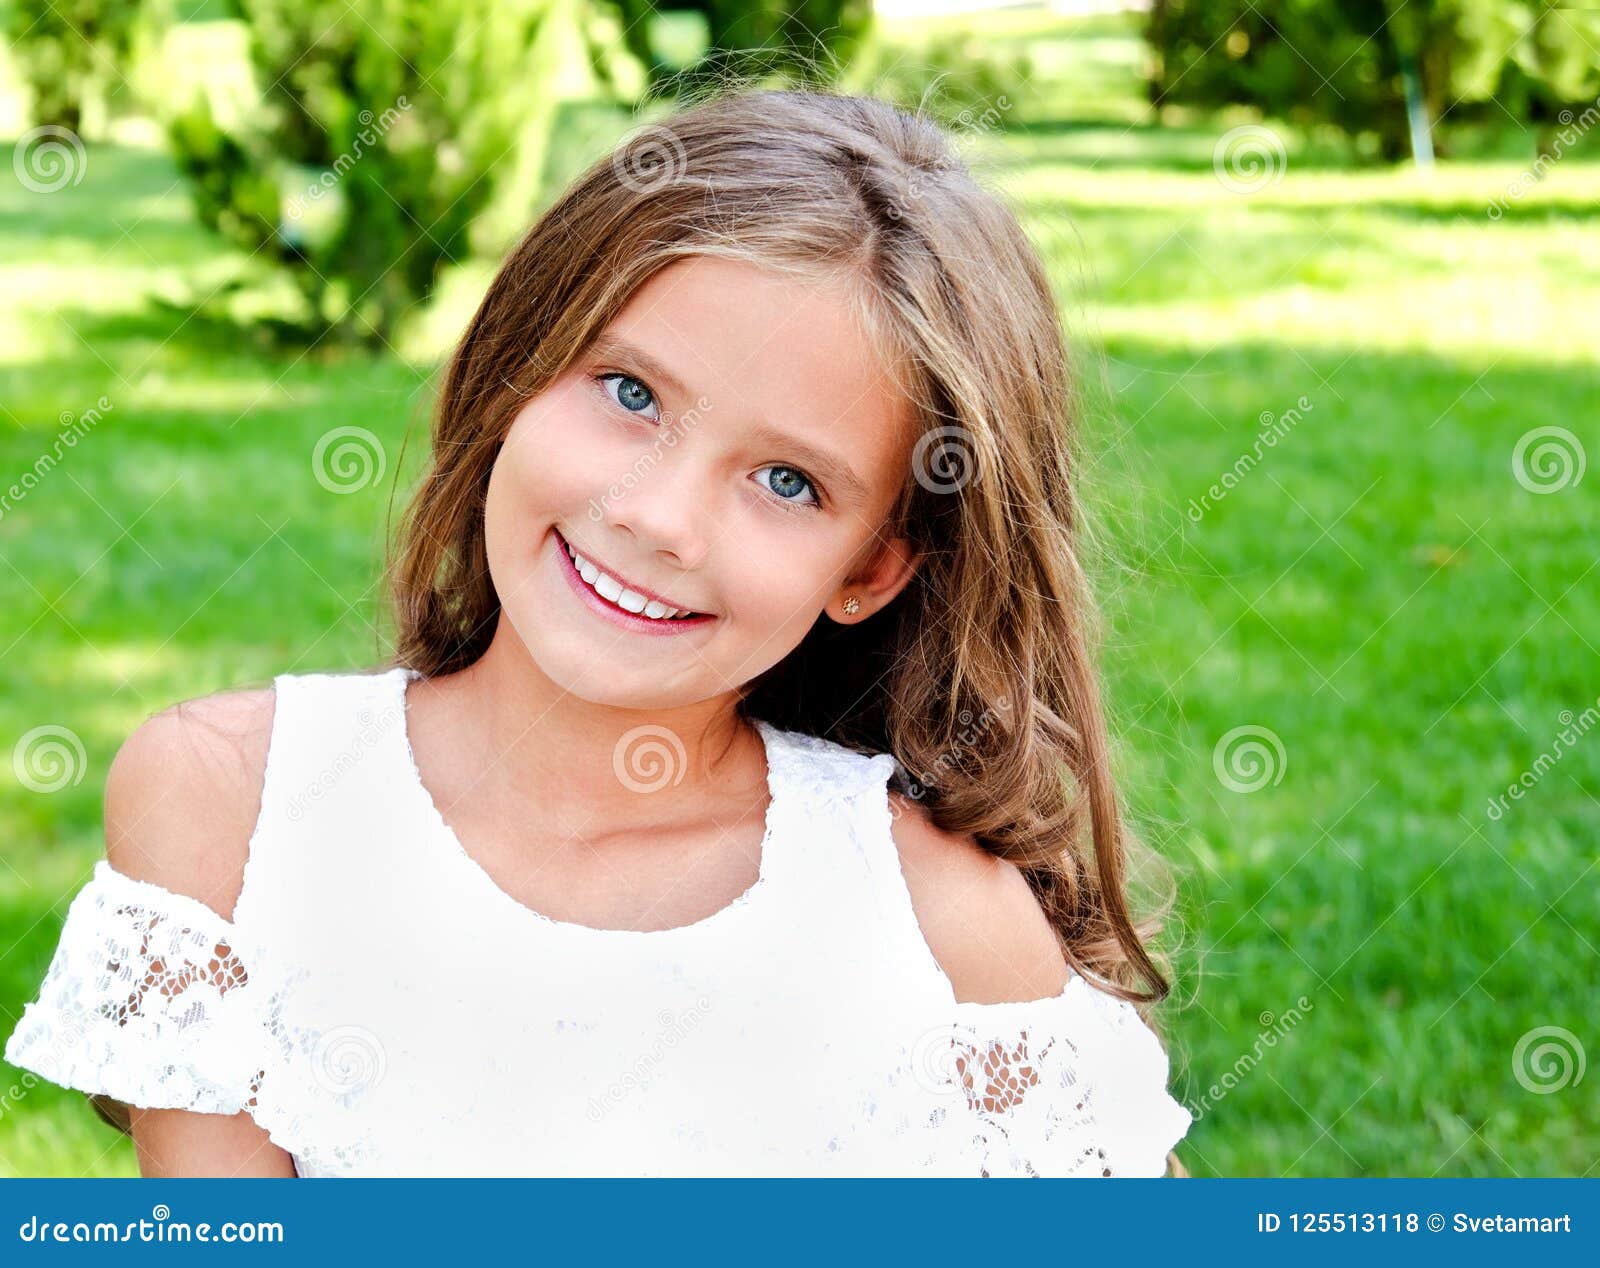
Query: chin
xmin=506 ymin=610 xmax=706 ymax=711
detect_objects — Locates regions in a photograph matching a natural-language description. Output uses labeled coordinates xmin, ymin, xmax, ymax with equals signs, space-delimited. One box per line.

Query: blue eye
xmin=596 ymin=373 xmax=660 ymax=422
xmin=755 ymin=465 xmax=820 ymax=510
xmin=596 ymin=370 xmax=821 ymax=511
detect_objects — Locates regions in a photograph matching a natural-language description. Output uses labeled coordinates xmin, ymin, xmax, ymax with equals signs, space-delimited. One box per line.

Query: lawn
xmin=1 ymin=9 xmax=1596 ymax=1177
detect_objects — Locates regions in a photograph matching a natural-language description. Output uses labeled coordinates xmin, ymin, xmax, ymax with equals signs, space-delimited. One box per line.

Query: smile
xmin=552 ymin=528 xmax=716 ymax=633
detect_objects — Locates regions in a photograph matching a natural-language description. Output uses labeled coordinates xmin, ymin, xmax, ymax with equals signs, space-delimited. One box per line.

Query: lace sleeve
xmin=3 ymin=860 xmax=271 ymax=1116
xmin=906 ymin=974 xmax=1191 ymax=1177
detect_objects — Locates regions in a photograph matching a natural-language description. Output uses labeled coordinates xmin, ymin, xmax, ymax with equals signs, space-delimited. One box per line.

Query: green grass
xmin=2 ymin=10 xmax=1596 ymax=1177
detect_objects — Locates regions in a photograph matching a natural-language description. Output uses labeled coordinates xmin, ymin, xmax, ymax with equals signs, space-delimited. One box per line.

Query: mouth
xmin=552 ymin=527 xmax=716 ymax=635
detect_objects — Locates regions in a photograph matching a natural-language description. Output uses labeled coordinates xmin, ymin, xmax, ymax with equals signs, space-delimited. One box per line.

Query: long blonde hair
xmin=387 ymin=85 xmax=1175 ymax=1013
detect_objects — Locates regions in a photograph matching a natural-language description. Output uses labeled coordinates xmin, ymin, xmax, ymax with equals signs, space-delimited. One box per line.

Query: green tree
xmin=165 ymin=0 xmax=569 ymax=346
xmin=1491 ymin=2 xmax=1600 ymax=157
xmin=608 ymin=0 xmax=873 ymax=93
xmin=6 ymin=0 xmax=167 ymax=134
xmin=1145 ymin=0 xmax=1600 ymax=163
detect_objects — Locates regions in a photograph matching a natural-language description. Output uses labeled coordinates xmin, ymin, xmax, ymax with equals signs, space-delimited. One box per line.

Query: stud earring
xmin=842 ymin=596 xmax=861 ymax=616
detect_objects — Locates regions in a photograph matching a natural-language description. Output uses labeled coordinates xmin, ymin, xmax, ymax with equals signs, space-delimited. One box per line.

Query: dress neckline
xmin=388 ymin=666 xmax=785 ymax=938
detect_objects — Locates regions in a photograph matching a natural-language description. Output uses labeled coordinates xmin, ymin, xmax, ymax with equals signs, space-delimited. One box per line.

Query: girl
xmin=5 ymin=87 xmax=1191 ymax=1178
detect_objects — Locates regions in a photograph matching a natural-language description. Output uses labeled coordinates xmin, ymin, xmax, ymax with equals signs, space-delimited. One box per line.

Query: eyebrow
xmin=584 ymin=333 xmax=873 ymax=508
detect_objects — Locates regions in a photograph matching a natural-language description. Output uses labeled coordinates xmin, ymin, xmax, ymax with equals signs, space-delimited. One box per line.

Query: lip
xmin=552 ymin=527 xmax=716 ymax=637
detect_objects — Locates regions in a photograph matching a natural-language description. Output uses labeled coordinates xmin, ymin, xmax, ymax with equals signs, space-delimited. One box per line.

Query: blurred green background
xmin=0 ymin=0 xmax=1595 ymax=1177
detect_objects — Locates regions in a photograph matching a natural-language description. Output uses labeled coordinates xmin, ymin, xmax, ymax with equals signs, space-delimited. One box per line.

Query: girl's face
xmin=482 ymin=255 xmax=921 ymax=711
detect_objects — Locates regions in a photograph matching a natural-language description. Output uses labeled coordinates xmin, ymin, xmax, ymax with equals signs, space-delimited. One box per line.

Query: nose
xmin=603 ymin=445 xmax=715 ymax=571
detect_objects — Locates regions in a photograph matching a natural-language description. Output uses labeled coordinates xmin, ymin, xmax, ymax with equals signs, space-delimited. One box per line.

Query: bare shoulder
xmin=886 ymin=789 xmax=1071 ymax=1005
xmin=104 ymin=684 xmax=277 ymax=922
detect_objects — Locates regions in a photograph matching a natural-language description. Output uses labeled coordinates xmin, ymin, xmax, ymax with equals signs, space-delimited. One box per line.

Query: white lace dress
xmin=4 ymin=666 xmax=1191 ymax=1177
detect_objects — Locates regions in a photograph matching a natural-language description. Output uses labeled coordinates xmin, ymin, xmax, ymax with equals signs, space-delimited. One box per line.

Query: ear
xmin=826 ymin=534 xmax=921 ymax=624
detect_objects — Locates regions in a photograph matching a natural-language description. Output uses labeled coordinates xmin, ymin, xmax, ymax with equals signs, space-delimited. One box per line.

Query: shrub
xmin=5 ymin=0 xmax=166 ymax=134
xmin=1144 ymin=0 xmax=1599 ymax=163
xmin=164 ymin=0 xmax=567 ymax=346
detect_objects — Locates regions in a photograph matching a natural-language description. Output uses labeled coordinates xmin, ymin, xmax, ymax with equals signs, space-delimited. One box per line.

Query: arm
xmin=128 ymin=1106 xmax=297 ymax=1178
xmin=102 ymin=687 xmax=296 ymax=1178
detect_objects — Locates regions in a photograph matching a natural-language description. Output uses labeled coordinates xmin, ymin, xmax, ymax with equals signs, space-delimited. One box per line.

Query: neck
xmin=428 ymin=615 xmax=765 ymax=838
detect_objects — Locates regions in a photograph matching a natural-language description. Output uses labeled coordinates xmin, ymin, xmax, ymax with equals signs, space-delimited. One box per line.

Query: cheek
xmin=485 ymin=390 xmax=615 ymax=529
xmin=722 ymin=532 xmax=850 ymax=630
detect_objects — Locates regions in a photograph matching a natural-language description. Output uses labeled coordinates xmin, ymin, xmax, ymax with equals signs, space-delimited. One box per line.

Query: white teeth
xmin=563 ymin=539 xmax=696 ymax=621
